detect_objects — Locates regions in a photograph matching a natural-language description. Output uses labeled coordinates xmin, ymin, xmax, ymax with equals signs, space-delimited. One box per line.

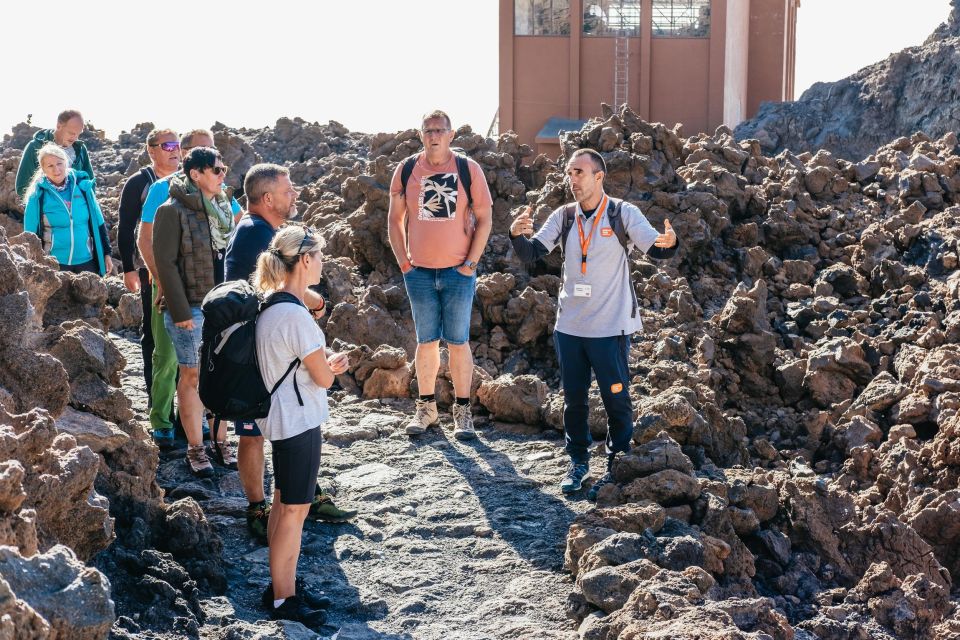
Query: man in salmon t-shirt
xmin=387 ymin=109 xmax=493 ymax=440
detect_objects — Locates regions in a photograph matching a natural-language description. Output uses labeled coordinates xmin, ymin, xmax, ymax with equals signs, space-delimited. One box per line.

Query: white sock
xmin=273 ymin=598 xmax=286 ymax=609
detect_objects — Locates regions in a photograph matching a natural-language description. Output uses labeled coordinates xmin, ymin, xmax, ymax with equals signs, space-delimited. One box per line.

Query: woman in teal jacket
xmin=22 ymin=143 xmax=112 ymax=275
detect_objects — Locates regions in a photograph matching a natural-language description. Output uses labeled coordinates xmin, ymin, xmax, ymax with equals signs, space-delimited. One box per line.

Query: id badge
xmin=574 ymin=283 xmax=592 ymax=298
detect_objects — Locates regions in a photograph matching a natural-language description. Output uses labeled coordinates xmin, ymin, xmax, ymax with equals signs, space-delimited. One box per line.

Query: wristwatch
xmin=461 ymin=260 xmax=477 ymax=271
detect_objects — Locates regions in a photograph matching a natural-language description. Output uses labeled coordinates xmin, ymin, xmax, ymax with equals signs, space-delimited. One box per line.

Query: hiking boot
xmin=186 ymin=444 xmax=214 ymax=478
xmin=560 ymin=462 xmax=589 ymax=494
xmin=405 ymin=399 xmax=438 ymax=435
xmin=269 ymin=593 xmax=327 ymax=629
xmin=246 ymin=502 xmax=270 ymax=545
xmin=262 ymin=576 xmax=332 ymax=611
xmin=452 ymin=403 xmax=477 ymax=440
xmin=587 ymin=471 xmax=615 ymax=501
xmin=152 ymin=427 xmax=174 ymax=449
xmin=211 ymin=439 xmax=238 ymax=470
xmin=309 ymin=490 xmax=357 ymax=523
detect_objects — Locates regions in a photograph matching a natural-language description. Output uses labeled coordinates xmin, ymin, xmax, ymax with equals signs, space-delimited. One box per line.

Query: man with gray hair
xmin=225 ymin=163 xmax=356 ymax=546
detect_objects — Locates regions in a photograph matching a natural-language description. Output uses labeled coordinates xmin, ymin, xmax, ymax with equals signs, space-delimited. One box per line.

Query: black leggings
xmin=271 ymin=427 xmax=322 ymax=505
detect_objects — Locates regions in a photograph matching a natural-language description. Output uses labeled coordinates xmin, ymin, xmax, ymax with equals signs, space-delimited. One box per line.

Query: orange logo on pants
xmin=601 ymin=227 xmax=613 ymax=237
xmin=610 ymin=382 xmax=623 ymax=393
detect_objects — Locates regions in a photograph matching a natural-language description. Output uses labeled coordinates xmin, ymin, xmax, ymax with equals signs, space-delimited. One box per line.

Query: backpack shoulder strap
xmin=607 ymin=198 xmax=639 ymax=319
xmin=140 ymin=167 xmax=157 ymax=204
xmin=559 ymin=203 xmax=578 ymax=256
xmin=36 ymin=190 xmax=47 ymax=250
xmin=80 ymin=185 xmax=102 ymax=262
xmin=455 ymin=154 xmax=474 ymax=208
xmin=399 ymin=153 xmax=420 ymax=198
xmin=607 ymin=198 xmax=631 ymax=254
xmin=258 ymin=291 xmax=306 ymax=406
xmin=261 ymin=290 xmax=306 ymax=312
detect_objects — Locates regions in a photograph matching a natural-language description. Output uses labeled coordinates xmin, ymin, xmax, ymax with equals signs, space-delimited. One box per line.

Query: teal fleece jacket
xmin=23 ymin=169 xmax=111 ymax=275
xmin=15 ymin=129 xmax=95 ymax=199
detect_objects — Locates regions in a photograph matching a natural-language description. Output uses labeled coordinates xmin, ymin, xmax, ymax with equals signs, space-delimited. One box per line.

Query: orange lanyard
xmin=575 ymin=195 xmax=608 ymax=275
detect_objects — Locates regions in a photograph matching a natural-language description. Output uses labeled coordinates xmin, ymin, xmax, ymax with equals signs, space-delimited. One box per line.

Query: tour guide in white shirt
xmin=509 ymin=148 xmax=679 ymax=500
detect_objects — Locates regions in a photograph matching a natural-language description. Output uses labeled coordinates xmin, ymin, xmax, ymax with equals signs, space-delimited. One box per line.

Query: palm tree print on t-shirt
xmin=417 ymin=173 xmax=459 ymax=221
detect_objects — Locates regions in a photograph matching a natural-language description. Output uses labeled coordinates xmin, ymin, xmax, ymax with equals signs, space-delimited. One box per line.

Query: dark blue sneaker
xmin=587 ymin=471 xmax=615 ymax=501
xmin=152 ymin=428 xmax=174 ymax=449
xmin=560 ymin=463 xmax=589 ymax=494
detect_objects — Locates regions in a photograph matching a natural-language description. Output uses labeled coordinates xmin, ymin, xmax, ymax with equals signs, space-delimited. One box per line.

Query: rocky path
xmin=113 ymin=331 xmax=590 ymax=640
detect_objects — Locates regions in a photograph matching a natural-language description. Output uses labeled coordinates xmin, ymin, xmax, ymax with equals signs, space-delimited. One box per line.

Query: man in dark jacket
xmin=16 ymin=110 xmax=95 ymax=199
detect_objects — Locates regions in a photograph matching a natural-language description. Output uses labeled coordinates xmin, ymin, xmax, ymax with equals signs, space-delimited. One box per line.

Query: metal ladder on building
xmin=613 ymin=35 xmax=629 ymax=109
xmin=611 ymin=0 xmax=631 ymax=110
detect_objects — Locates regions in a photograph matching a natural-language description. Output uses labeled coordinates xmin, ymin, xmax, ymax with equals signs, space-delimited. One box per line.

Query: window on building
xmin=652 ymin=0 xmax=711 ymax=37
xmin=583 ymin=1 xmax=642 ymax=37
xmin=515 ymin=0 xmax=571 ymax=35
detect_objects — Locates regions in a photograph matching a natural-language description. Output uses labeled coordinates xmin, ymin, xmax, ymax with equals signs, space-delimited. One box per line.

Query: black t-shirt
xmin=224 ymin=213 xmax=275 ymax=282
xmin=117 ymin=167 xmax=156 ymax=273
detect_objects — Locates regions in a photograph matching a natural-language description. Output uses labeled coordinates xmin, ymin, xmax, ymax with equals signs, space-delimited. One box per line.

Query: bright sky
xmin=793 ymin=0 xmax=947 ymax=97
xmin=0 ymin=0 xmax=951 ymax=139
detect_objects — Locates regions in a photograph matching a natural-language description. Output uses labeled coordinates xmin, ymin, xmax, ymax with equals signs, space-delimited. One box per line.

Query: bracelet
xmin=310 ymin=298 xmax=325 ymax=314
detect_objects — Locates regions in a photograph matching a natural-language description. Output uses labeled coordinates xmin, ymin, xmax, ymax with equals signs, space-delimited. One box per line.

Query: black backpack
xmin=198 ymin=280 xmax=304 ymax=422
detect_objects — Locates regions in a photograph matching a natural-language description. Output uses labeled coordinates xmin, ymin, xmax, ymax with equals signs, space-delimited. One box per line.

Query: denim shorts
xmin=163 ymin=306 xmax=204 ymax=368
xmin=403 ymin=266 xmax=476 ymax=344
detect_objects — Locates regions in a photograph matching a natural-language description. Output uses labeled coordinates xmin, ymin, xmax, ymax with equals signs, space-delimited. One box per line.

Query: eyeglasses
xmin=208 ymin=165 xmax=229 ymax=176
xmin=149 ymin=141 xmax=181 ymax=152
xmin=421 ymin=128 xmax=450 ymax=137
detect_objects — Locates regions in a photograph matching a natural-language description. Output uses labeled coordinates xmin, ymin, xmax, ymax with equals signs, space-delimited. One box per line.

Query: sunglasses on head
xmin=150 ymin=141 xmax=181 ymax=152
xmin=297 ymin=228 xmax=314 ymax=255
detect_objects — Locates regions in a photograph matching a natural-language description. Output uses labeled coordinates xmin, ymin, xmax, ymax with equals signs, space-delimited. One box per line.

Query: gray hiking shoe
xmin=452 ymin=403 xmax=476 ymax=440
xmin=560 ymin=462 xmax=589 ymax=494
xmin=405 ymin=399 xmax=439 ymax=435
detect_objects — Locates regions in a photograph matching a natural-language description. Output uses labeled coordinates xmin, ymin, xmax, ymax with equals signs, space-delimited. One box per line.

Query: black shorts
xmin=271 ymin=426 xmax=321 ymax=505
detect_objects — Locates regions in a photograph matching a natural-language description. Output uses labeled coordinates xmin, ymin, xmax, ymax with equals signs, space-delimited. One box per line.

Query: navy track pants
xmin=554 ymin=330 xmax=633 ymax=465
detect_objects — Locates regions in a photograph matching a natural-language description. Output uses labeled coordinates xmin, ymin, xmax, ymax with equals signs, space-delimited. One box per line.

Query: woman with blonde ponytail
xmin=253 ymin=224 xmax=348 ymax=629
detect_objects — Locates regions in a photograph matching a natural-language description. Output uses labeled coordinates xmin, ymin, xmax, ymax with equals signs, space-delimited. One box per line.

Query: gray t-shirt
xmin=255 ymin=301 xmax=328 ymax=441
xmin=532 ymin=198 xmax=659 ymax=338
xmin=63 ymin=144 xmax=76 ymax=167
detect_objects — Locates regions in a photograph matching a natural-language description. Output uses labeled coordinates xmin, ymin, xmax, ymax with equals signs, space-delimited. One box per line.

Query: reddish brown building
xmin=500 ymin=0 xmax=799 ymax=156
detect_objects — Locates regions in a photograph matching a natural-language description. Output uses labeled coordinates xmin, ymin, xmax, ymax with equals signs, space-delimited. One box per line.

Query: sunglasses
xmin=209 ymin=165 xmax=229 ymax=176
xmin=150 ymin=141 xmax=181 ymax=151
xmin=297 ymin=227 xmax=314 ymax=255
xmin=421 ymin=128 xmax=450 ymax=136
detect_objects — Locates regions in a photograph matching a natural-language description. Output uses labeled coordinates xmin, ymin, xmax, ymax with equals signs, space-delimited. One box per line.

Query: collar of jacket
xmin=168 ymin=173 xmax=234 ymax=213
xmin=39 ymin=169 xmax=94 ymax=194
